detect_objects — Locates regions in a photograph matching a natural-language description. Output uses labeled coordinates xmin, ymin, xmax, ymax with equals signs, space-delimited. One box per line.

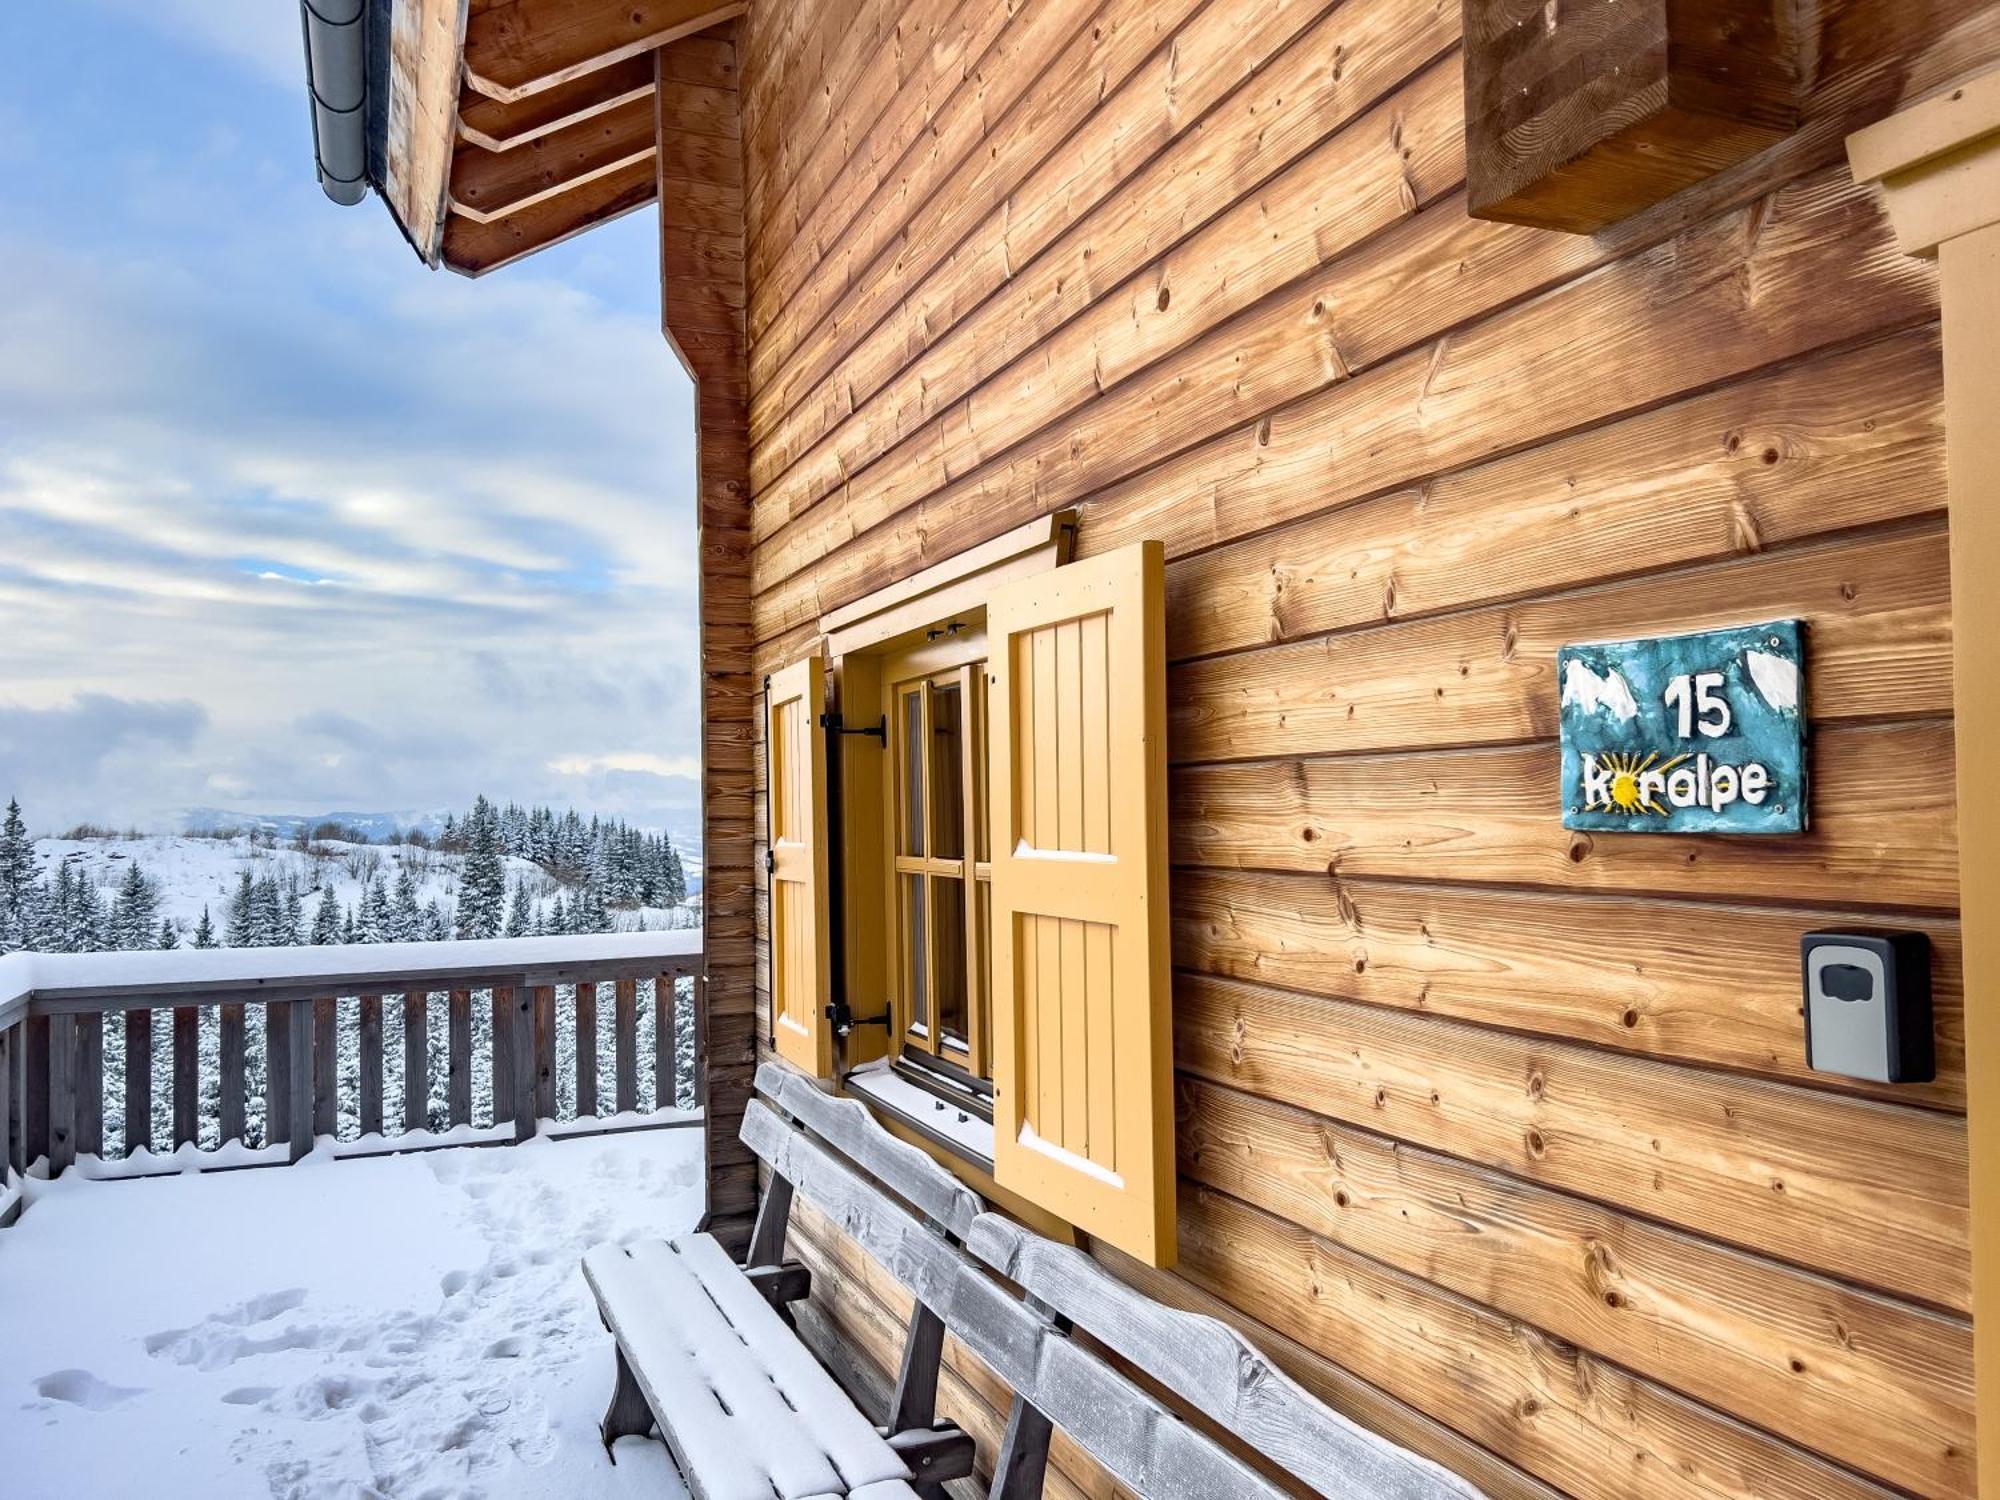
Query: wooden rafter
xmin=381 ymin=0 xmax=467 ymax=264
xmin=457 ymin=54 xmax=658 ymax=153
xmin=462 ymin=0 xmax=746 ymax=104
xmin=442 ymin=155 xmax=658 ymax=276
xmin=450 ymin=95 xmax=658 ymax=223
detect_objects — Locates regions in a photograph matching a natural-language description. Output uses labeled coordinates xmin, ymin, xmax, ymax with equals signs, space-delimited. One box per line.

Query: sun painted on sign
xmin=1559 ymin=620 xmax=1807 ymax=835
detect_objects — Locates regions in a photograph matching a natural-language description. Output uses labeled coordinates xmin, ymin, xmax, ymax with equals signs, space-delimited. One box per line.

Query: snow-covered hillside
xmin=31 ymin=834 xmax=694 ymax=943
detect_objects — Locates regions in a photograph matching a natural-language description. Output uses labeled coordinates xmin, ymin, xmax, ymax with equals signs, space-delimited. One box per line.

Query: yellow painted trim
xmin=822 ymin=511 xmax=1075 ymax=657
xmin=986 ymin=540 xmax=1175 ymax=1268
xmin=1851 ymin=74 xmax=2000 ymax=1498
xmin=767 ymin=655 xmax=832 ymax=1077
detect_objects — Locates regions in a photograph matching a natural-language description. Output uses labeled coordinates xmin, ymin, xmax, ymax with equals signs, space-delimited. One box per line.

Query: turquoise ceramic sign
xmin=1559 ymin=620 xmax=1807 ymax=835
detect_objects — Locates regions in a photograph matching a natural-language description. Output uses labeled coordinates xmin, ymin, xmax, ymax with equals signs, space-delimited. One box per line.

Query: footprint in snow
xmin=34 ymin=1369 xmax=146 ymax=1410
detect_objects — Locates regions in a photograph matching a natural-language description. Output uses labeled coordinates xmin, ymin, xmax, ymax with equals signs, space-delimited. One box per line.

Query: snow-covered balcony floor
xmin=0 ymin=1131 xmax=704 ymax=1499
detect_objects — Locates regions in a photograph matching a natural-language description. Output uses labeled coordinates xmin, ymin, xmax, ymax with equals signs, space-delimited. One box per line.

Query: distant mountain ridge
xmin=181 ymin=807 xmax=449 ymax=843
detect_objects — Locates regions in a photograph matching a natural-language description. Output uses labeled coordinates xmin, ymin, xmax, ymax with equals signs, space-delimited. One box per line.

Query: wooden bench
xmin=586 ymin=1062 xmax=1486 ymax=1500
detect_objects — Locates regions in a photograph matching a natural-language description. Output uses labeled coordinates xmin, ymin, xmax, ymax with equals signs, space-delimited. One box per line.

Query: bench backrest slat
xmin=755 ymin=1062 xmax=981 ymax=1237
xmin=742 ymin=1099 xmax=1291 ymax=1500
xmin=966 ymin=1215 xmax=1481 ymax=1500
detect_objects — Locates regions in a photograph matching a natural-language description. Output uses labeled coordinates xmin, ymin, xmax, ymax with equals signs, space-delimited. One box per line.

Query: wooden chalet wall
xmin=724 ymin=1 xmax=2000 ymax=1495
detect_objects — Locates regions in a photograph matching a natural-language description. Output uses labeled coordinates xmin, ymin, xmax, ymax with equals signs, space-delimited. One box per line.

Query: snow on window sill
xmin=843 ymin=1059 xmax=995 ymax=1171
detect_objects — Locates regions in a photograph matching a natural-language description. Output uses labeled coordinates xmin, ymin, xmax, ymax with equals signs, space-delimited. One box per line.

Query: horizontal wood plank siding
xmin=733 ymin=0 xmax=1999 ymax=1494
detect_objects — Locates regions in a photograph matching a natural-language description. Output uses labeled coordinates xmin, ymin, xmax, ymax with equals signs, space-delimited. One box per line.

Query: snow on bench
xmin=588 ymin=1062 xmax=1485 ymax=1500
xmin=584 ymin=1234 xmax=922 ymax=1500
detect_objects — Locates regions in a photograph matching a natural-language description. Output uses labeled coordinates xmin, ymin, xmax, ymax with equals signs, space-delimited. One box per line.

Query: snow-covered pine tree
xmin=282 ymin=888 xmax=304 ymax=945
xmin=391 ymin=865 xmax=421 ymax=942
xmin=503 ymin=877 xmax=530 ymax=938
xmin=226 ymin=870 xmax=256 ymax=946
xmin=112 ymin=861 xmax=159 ymax=949
xmin=311 ymin=887 xmax=340 ymax=944
xmin=0 ymin=797 xmax=33 ymax=951
xmin=456 ymin=796 xmax=506 ymax=939
xmin=158 ymin=915 xmax=179 ymax=950
xmin=192 ymin=905 xmax=219 ymax=949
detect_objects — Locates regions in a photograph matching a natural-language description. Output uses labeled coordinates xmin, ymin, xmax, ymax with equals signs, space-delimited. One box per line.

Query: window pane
xmin=929 ymin=681 xmax=964 ymax=860
xmin=900 ymin=687 xmax=924 ymax=857
xmin=903 ymin=873 xmax=927 ymax=1034
xmin=934 ymin=875 xmax=967 ymax=1046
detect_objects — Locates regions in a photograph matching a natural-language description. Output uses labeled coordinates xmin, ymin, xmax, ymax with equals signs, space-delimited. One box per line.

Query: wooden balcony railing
xmin=0 ymin=930 xmax=704 ymax=1226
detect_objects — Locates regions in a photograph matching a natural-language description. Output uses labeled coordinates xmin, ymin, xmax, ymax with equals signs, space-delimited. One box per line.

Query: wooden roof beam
xmin=442 ymin=155 xmax=658 ymax=276
xmin=450 ymin=94 xmax=658 ymax=222
xmin=463 ymin=0 xmax=746 ymax=104
xmin=457 ymin=54 xmax=656 ymax=152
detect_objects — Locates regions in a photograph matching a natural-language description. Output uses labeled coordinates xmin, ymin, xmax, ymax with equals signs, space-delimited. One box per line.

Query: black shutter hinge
xmin=819 ymin=711 xmax=887 ymax=745
xmin=825 ymin=999 xmax=890 ymax=1036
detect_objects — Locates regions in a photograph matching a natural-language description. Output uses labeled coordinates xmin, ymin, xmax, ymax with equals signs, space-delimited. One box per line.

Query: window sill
xmin=844 ymin=1059 xmax=995 ymax=1174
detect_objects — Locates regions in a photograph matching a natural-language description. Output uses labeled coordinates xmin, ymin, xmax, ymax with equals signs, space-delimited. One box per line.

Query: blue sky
xmin=0 ymin=3 xmax=704 ymax=838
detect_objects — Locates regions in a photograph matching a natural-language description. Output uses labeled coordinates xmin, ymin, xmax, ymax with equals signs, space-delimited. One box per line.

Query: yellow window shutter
xmin=987 ymin=541 xmax=1175 ymax=1267
xmin=767 ymin=655 xmax=832 ymax=1077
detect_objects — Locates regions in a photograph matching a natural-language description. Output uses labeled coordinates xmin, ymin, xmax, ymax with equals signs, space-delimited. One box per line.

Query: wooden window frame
xmin=880 ymin=633 xmax=993 ymax=1087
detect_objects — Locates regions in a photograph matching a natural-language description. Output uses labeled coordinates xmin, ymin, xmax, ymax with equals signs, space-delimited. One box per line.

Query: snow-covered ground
xmin=0 ymin=1131 xmax=704 ymax=1498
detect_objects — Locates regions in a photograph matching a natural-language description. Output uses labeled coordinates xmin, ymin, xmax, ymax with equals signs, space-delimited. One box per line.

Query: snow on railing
xmin=0 ymin=930 xmax=705 ymax=1225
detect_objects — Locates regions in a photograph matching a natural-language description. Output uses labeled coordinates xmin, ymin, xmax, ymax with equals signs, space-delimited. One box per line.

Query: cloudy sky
xmin=0 ymin=4 xmax=704 ymax=841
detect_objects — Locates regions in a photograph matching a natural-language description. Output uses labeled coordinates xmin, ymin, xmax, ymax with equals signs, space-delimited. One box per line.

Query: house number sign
xmin=1559 ymin=620 xmax=1807 ymax=835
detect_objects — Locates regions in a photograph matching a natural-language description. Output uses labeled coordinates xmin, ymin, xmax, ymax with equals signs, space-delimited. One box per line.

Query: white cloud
xmin=548 ymin=753 xmax=703 ymax=781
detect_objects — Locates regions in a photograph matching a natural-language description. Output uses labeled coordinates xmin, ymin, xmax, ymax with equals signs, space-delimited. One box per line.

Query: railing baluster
xmin=24 ymin=1013 xmax=50 ymax=1168
xmin=265 ymin=1003 xmax=291 ymax=1150
xmin=48 ymin=1014 xmax=76 ymax=1175
xmin=403 ymin=988 xmax=428 ymax=1134
xmin=505 ymin=983 xmax=536 ymax=1142
xmin=0 ymin=1023 xmax=15 ymax=1184
xmin=657 ymin=971 xmax=679 ymax=1111
xmin=614 ymin=978 xmax=638 ymax=1114
xmin=312 ymin=998 xmax=337 ymax=1141
xmin=532 ymin=985 xmax=556 ymax=1123
xmin=358 ymin=993 xmax=384 ymax=1137
xmin=693 ymin=972 xmax=707 ymax=1109
xmin=76 ymin=1014 xmax=103 ymax=1159
xmin=124 ymin=1009 xmax=151 ymax=1157
xmin=289 ymin=999 xmax=316 ymax=1164
xmin=575 ymin=981 xmax=598 ymax=1120
xmin=448 ymin=988 xmax=472 ymax=1127
xmin=218 ymin=1003 xmax=245 ymax=1147
xmin=490 ymin=987 xmax=512 ymax=1132
xmin=172 ymin=1007 xmax=199 ymax=1150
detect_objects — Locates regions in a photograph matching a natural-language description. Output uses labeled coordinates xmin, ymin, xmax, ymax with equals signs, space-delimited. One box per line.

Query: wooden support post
xmin=218 ymin=1003 xmax=245 ymax=1146
xmin=600 ymin=1346 xmax=654 ymax=1454
xmin=172 ymin=1006 xmax=199 ymax=1150
xmin=509 ymin=983 xmax=537 ymax=1142
xmin=0 ymin=1024 xmax=15 ymax=1182
xmin=448 ymin=989 xmax=472 ymax=1127
xmin=358 ymin=993 xmax=384 ymax=1138
xmin=74 ymin=1013 xmax=102 ymax=1159
xmin=23 ymin=1012 xmax=49 ymax=1168
xmin=1850 ymin=85 xmax=2000 ymax=1499
xmin=491 ymin=987 xmax=513 ymax=1132
xmin=988 ymin=1395 xmax=1055 ymax=1500
xmin=124 ymin=1008 xmax=151 ymax=1157
xmin=47 ymin=1014 xmax=76 ymax=1176
xmin=746 ymin=1172 xmax=793 ymax=1268
xmin=532 ymin=984 xmax=556 ymax=1122
xmin=574 ymin=981 xmax=598 ymax=1119
xmin=657 ymin=972 xmax=678 ymax=1109
xmin=264 ymin=1002 xmax=291 ymax=1149
xmin=888 ymin=1302 xmax=947 ymax=1433
xmin=614 ymin=977 xmax=638 ymax=1113
xmin=288 ymin=999 xmax=316 ymax=1163
xmin=312 ymin=998 xmax=337 ymax=1141
xmin=404 ymin=988 xmax=429 ymax=1134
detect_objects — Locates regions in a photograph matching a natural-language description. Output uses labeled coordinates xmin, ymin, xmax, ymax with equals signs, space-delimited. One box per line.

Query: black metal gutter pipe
xmin=301 ymin=0 xmax=368 ymax=205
